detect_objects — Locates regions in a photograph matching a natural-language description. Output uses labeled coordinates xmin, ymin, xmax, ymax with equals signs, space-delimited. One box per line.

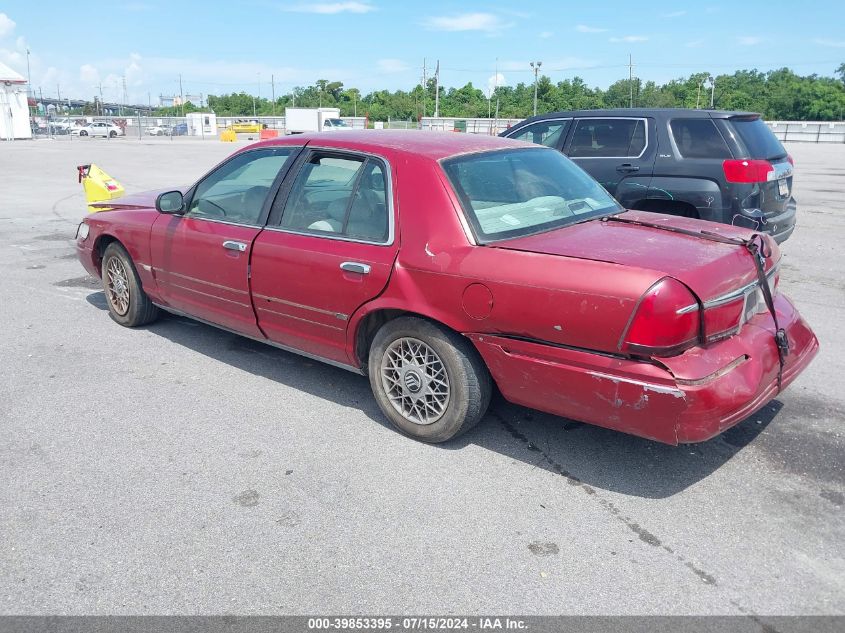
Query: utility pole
xmin=257 ymin=72 xmax=261 ymax=116
xmin=271 ymin=74 xmax=276 ymax=116
xmin=628 ymin=54 xmax=634 ymax=108
xmin=421 ymin=58 xmax=427 ymax=119
xmin=98 ymin=82 xmax=104 ymax=116
xmin=530 ymin=61 xmax=542 ymax=116
xmin=434 ymin=60 xmax=440 ymax=117
xmin=178 ymin=73 xmax=184 ymax=117
xmin=122 ymin=75 xmax=127 ymax=116
xmin=26 ymin=48 xmax=31 ymax=97
xmin=709 ymin=75 xmax=716 ymax=108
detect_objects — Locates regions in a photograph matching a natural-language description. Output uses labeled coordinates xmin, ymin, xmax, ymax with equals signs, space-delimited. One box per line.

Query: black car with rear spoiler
xmin=501 ymin=108 xmax=797 ymax=243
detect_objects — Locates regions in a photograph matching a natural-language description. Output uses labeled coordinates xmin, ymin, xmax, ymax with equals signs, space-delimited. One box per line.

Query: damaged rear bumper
xmin=467 ymin=294 xmax=818 ymax=445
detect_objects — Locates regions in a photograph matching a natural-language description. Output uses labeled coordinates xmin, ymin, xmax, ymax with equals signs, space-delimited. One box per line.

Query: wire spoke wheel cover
xmin=380 ymin=337 xmax=451 ymax=425
xmin=105 ymin=256 xmax=131 ymax=316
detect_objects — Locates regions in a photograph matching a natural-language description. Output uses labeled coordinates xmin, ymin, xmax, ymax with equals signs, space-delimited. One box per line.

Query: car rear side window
xmin=279 ymin=152 xmax=390 ymax=243
xmin=731 ymin=117 xmax=787 ymax=160
xmin=568 ymin=118 xmax=646 ymax=157
xmin=508 ymin=120 xmax=570 ymax=148
xmin=670 ymin=119 xmax=732 ymax=159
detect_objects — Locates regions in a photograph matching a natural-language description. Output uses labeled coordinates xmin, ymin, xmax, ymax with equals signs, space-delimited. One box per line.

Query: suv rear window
xmin=568 ymin=118 xmax=646 ymax=158
xmin=731 ymin=117 xmax=787 ymax=160
xmin=670 ymin=119 xmax=731 ymax=158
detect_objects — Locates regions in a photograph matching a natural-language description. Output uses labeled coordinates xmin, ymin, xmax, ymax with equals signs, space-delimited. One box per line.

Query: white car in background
xmin=72 ymin=121 xmax=123 ymax=138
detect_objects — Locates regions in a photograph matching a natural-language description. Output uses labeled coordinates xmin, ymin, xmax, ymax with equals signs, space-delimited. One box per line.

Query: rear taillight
xmin=722 ymin=159 xmax=775 ymax=183
xmin=703 ymin=297 xmax=744 ymax=343
xmin=620 ymin=277 xmax=701 ymax=357
xmin=786 ymin=155 xmax=794 ymax=167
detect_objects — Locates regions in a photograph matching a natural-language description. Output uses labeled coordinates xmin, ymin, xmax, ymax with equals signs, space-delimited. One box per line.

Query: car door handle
xmin=340 ymin=261 xmax=371 ymax=275
xmin=222 ymin=240 xmax=247 ymax=252
xmin=616 ymin=163 xmax=640 ymax=173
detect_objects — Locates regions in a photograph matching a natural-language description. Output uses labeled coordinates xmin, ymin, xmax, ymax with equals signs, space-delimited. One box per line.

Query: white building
xmin=0 ymin=61 xmax=31 ymax=140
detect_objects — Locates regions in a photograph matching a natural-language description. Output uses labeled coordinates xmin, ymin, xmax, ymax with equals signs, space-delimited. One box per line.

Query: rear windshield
xmin=731 ymin=117 xmax=787 ymax=160
xmin=442 ymin=148 xmax=622 ymax=242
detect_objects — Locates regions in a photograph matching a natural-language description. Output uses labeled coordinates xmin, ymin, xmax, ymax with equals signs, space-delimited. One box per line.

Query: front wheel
xmin=79 ymin=130 xmax=88 ymax=136
xmin=109 ymin=131 xmax=117 ymax=138
xmin=368 ymin=317 xmax=491 ymax=443
xmin=101 ymin=242 xmax=159 ymax=327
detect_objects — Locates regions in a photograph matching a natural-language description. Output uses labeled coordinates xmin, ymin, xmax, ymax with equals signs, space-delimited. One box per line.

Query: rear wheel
xmin=368 ymin=317 xmax=491 ymax=443
xmin=102 ymin=243 xmax=159 ymax=327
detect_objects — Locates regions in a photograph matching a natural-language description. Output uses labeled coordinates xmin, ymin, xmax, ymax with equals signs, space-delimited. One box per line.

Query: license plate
xmin=778 ymin=178 xmax=789 ymax=197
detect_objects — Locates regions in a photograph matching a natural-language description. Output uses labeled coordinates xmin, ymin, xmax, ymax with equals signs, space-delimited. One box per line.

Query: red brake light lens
xmin=723 ymin=159 xmax=775 ymax=183
xmin=620 ymin=277 xmax=700 ymax=357
xmin=703 ymin=297 xmax=745 ymax=343
xmin=786 ymin=155 xmax=794 ymax=167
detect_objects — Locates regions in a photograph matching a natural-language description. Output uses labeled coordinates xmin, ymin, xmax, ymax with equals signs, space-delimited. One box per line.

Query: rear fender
xmin=646 ymin=176 xmax=726 ymax=223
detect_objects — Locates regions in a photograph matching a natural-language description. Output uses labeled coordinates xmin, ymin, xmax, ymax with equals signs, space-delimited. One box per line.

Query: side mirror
xmin=156 ymin=190 xmax=185 ymax=214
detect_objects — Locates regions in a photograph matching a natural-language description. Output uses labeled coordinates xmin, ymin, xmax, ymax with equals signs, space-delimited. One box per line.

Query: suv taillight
xmin=620 ymin=277 xmax=701 ymax=357
xmin=722 ymin=159 xmax=775 ymax=183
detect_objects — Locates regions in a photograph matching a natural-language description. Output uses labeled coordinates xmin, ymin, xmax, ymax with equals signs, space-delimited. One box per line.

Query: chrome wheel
xmin=380 ymin=337 xmax=450 ymax=425
xmin=105 ymin=256 xmax=130 ymax=316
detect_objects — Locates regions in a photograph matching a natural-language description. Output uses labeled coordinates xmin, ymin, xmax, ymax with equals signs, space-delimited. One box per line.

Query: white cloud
xmin=487 ymin=72 xmax=505 ymax=97
xmin=814 ymin=38 xmax=845 ymax=48
xmin=661 ymin=10 xmax=687 ymax=17
xmin=686 ymin=39 xmax=705 ymax=48
xmin=0 ymin=12 xmax=15 ymax=38
xmin=79 ymin=64 xmax=100 ymax=85
xmin=423 ymin=13 xmax=510 ymax=33
xmin=576 ymin=24 xmax=607 ymax=33
xmin=539 ymin=31 xmax=553 ymax=39
xmin=737 ymin=36 xmax=762 ymax=46
xmin=376 ymin=58 xmax=408 ymax=73
xmin=283 ymin=2 xmax=375 ymax=14
xmin=609 ymin=35 xmax=649 ymax=43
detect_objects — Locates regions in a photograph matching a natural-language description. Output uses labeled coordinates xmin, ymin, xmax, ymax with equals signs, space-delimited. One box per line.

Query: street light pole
xmin=709 ymin=76 xmax=716 ymax=108
xmin=530 ymin=61 xmax=542 ymax=116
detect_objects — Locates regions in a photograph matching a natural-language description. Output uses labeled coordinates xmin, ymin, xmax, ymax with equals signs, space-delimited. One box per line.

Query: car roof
xmin=251 ymin=130 xmax=532 ymax=160
xmin=514 ymin=108 xmax=760 ymax=125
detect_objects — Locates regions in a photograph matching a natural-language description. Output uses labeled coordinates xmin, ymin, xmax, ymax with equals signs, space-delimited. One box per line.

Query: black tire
xmin=101 ymin=242 xmax=159 ymax=327
xmin=368 ymin=316 xmax=492 ymax=443
xmin=79 ymin=130 xmax=88 ymax=136
xmin=109 ymin=131 xmax=117 ymax=138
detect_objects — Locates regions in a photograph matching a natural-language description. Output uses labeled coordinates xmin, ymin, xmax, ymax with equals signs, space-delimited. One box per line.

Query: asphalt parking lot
xmin=0 ymin=136 xmax=842 ymax=616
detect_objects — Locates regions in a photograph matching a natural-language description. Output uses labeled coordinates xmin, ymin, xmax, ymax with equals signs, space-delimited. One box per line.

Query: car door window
xmin=568 ymin=118 xmax=646 ymax=157
xmin=670 ymin=119 xmax=732 ymax=158
xmin=509 ymin=120 xmax=570 ymax=148
xmin=279 ymin=152 xmax=390 ymax=243
xmin=187 ymin=147 xmax=296 ymax=226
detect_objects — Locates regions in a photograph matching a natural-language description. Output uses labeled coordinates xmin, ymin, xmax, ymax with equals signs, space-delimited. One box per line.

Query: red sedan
xmin=75 ymin=131 xmax=818 ymax=444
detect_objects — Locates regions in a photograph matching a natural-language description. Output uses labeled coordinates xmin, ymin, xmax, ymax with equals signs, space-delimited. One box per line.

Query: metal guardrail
xmin=767 ymin=121 xmax=845 ymax=143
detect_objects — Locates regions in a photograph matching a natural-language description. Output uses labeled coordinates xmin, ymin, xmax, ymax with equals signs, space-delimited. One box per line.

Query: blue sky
xmin=1 ymin=1 xmax=844 ymax=105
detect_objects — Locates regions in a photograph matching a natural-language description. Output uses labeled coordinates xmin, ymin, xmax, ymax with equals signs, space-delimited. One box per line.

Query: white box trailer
xmin=285 ymin=107 xmax=350 ymax=133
